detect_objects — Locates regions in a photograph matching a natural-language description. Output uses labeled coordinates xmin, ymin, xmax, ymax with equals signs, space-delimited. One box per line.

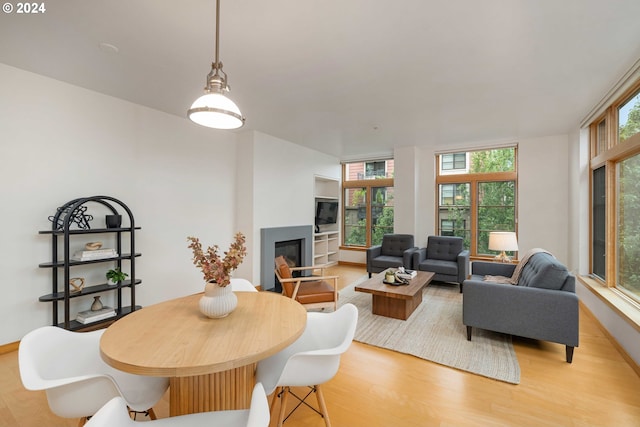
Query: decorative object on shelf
xmin=199 ymin=281 xmax=238 ymax=318
xmin=488 ymin=231 xmax=519 ymax=263
xmin=187 ymin=232 xmax=247 ymax=318
xmin=69 ymin=277 xmax=85 ymax=294
xmin=105 ymin=214 xmax=122 ymax=228
xmin=85 ymin=241 xmax=103 ymax=250
xmin=76 ymin=305 xmax=116 ymax=324
xmin=71 ymin=248 xmax=117 ymax=261
xmin=91 ymin=296 xmax=104 ymax=311
xmin=106 ymin=267 xmax=128 ymax=286
xmin=48 ymin=204 xmax=93 ymax=230
xmin=187 ymin=0 xmax=245 ymax=130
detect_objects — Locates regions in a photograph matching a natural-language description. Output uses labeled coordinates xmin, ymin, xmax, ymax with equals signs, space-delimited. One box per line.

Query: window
xmin=436 ymin=148 xmax=517 ymax=259
xmin=617 ymin=153 xmax=640 ymax=300
xmin=619 ymin=91 xmax=640 ymax=143
xmin=589 ymin=83 xmax=640 ymax=303
xmin=441 ymin=153 xmax=466 ymax=171
xmin=365 ymin=161 xmax=387 ymax=179
xmin=343 ymin=160 xmax=394 ymax=247
xmin=592 ymin=166 xmax=606 ymax=280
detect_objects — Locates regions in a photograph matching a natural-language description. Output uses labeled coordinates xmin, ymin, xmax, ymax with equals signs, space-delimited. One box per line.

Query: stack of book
xmin=71 ymin=248 xmax=118 ymax=261
xmin=76 ymin=306 xmax=117 ymax=324
xmin=396 ymin=269 xmax=417 ymax=281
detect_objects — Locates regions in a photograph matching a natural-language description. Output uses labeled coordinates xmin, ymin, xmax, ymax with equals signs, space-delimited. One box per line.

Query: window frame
xmin=342 ymin=160 xmax=394 ymax=248
xmin=435 ymin=148 xmax=518 ymax=260
xmin=589 ymin=80 xmax=640 ymax=303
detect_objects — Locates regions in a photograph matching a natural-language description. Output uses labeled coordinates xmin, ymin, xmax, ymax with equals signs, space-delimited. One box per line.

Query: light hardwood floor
xmin=2 ymin=264 xmax=640 ymax=427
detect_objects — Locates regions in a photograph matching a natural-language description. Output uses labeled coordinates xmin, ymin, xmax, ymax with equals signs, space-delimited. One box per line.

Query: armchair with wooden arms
xmin=274 ymin=256 xmax=338 ymax=311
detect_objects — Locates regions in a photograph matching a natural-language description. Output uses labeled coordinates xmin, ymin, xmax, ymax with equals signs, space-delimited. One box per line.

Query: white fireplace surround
xmin=260 ymin=225 xmax=313 ymax=291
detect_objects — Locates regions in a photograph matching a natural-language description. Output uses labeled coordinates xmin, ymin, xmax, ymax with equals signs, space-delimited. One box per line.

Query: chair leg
xmin=277 ymin=387 xmax=290 ymax=427
xmin=78 ymin=418 xmax=88 ymax=427
xmin=566 ymin=346 xmax=574 ymax=363
xmin=270 ymin=386 xmax=281 ymax=415
xmin=466 ymin=326 xmax=472 ymax=341
xmin=148 ymin=408 xmax=157 ymax=420
xmin=315 ymin=384 xmax=331 ymax=427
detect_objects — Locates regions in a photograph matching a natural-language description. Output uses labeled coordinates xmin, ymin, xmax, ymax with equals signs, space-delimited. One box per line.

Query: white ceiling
xmin=2 ymin=0 xmax=640 ymax=158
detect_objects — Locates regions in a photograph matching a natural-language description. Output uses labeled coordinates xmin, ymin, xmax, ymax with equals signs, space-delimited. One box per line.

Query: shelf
xmin=39 ymin=196 xmax=142 ymax=330
xmin=59 ymin=305 xmax=141 ymax=331
xmin=39 ymin=280 xmax=142 ymax=302
xmin=39 ymin=253 xmax=141 ymax=268
xmin=39 ymin=227 xmax=141 ymax=235
xmin=313 ymin=230 xmax=339 ymax=267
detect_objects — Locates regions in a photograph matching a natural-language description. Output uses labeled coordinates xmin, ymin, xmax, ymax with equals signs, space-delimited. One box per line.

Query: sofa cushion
xmin=371 ymin=255 xmax=405 ymax=269
xmin=418 ymin=259 xmax=458 ymax=276
xmin=275 ymin=255 xmax=292 ymax=279
xmin=380 ymin=234 xmax=414 ymax=257
xmin=518 ymin=253 xmax=569 ymax=291
xmin=426 ymin=236 xmax=463 ymax=262
xmin=292 ymin=280 xmax=336 ymax=304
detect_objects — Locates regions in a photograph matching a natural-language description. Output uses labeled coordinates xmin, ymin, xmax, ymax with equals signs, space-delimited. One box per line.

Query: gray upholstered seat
xmin=412 ymin=235 xmax=469 ymax=292
xmin=462 ymin=252 xmax=579 ymax=363
xmin=366 ymin=234 xmax=417 ymax=278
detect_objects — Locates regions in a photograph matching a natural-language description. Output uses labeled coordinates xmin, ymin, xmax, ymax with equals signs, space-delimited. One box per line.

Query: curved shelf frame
xmin=40 ymin=195 xmax=140 ymax=330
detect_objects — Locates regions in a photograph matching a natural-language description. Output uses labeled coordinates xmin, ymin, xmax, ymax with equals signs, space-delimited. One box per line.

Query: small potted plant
xmin=106 ymin=267 xmax=128 ymax=286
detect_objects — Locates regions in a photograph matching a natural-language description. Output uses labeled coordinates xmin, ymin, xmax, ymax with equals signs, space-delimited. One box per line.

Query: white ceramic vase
xmin=199 ymin=281 xmax=238 ymax=318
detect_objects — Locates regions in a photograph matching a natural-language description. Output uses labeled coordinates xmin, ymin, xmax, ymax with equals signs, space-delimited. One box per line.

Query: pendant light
xmin=188 ymin=0 xmax=245 ymax=129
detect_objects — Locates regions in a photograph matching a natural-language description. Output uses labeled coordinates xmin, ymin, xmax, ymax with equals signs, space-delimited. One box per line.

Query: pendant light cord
xmin=215 ymin=0 xmax=220 ymax=68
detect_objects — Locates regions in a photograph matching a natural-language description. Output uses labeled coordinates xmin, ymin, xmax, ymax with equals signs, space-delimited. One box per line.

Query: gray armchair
xmin=366 ymin=234 xmax=417 ymax=278
xmin=462 ymin=252 xmax=579 ymax=363
xmin=412 ymin=236 xmax=469 ymax=292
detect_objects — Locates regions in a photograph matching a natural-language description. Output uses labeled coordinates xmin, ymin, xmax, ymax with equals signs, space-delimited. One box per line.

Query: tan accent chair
xmin=274 ymin=256 xmax=338 ymax=311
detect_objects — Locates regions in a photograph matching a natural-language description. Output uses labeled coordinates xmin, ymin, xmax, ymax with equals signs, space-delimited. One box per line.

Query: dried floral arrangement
xmin=187 ymin=232 xmax=247 ymax=286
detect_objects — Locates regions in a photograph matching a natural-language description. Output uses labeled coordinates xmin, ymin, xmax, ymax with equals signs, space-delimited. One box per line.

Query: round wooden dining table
xmin=100 ymin=290 xmax=306 ymax=416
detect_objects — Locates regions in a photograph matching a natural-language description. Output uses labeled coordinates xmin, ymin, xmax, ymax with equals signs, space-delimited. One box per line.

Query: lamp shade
xmin=488 ymin=232 xmax=518 ymax=251
xmin=188 ymin=93 xmax=244 ymax=129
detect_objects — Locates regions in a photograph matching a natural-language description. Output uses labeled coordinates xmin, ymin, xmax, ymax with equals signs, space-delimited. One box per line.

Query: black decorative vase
xmin=105 ymin=214 xmax=122 ymax=228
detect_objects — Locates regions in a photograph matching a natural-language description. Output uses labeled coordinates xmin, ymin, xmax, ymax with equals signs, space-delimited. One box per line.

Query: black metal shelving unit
xmin=38 ymin=196 xmax=141 ymax=330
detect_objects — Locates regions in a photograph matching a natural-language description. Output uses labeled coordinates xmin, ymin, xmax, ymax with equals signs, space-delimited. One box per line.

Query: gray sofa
xmin=462 ymin=252 xmax=579 ymax=362
xmin=366 ymin=234 xmax=417 ymax=278
xmin=412 ymin=236 xmax=469 ymax=292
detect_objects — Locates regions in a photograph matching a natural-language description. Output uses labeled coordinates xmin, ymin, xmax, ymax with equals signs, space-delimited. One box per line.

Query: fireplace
xmin=273 ymin=239 xmax=302 ymax=293
xmin=260 ymin=225 xmax=313 ymax=291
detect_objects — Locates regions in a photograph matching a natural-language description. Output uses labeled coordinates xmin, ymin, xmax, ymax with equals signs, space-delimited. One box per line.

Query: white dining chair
xmin=255 ymin=303 xmax=358 ymax=427
xmin=19 ymin=326 xmax=169 ymax=426
xmin=84 ymin=382 xmax=270 ymax=427
xmin=231 ymin=278 xmax=258 ymax=292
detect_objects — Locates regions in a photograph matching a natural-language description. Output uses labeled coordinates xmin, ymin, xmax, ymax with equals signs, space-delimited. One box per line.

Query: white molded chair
xmin=84 ymin=382 xmax=270 ymax=427
xmin=255 ymin=303 xmax=358 ymax=427
xmin=231 ymin=278 xmax=258 ymax=292
xmin=19 ymin=326 xmax=169 ymax=426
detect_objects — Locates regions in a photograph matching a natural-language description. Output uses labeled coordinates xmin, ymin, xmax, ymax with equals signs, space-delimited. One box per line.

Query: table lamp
xmin=488 ymin=231 xmax=518 ymax=263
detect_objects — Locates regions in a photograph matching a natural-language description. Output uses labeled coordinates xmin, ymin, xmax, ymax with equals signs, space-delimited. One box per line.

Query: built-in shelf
xmin=314 ymin=231 xmax=339 ymax=266
xmin=313 ymin=175 xmax=341 ymax=266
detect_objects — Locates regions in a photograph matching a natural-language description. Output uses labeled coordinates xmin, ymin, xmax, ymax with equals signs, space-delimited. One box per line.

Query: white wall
xmin=392 ymin=137 xmax=570 ymax=261
xmin=0 ymin=64 xmax=238 ymax=344
xmin=517 ymin=135 xmax=570 ymax=262
xmin=235 ymin=131 xmax=341 ymax=285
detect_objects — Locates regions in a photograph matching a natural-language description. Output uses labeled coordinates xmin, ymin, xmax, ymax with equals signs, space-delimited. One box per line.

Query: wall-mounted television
xmin=315 ymin=200 xmax=338 ymax=225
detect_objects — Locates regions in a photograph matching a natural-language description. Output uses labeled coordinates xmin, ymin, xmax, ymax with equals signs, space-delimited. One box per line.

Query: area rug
xmin=339 ymin=276 xmax=521 ymax=384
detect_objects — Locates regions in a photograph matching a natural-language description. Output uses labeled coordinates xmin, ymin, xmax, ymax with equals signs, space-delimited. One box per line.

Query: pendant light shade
xmin=188 ymin=0 xmax=245 ymax=129
xmin=189 ymin=91 xmax=244 ymax=129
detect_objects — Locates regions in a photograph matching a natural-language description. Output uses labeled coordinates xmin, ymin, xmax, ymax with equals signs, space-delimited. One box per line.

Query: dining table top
xmin=100 ymin=290 xmax=307 ymax=378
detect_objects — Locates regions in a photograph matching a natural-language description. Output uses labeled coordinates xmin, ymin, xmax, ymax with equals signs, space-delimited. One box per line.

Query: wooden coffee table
xmin=355 ymin=270 xmax=434 ymax=320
